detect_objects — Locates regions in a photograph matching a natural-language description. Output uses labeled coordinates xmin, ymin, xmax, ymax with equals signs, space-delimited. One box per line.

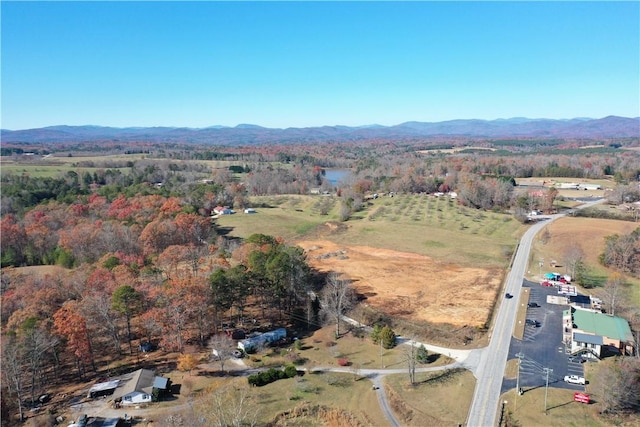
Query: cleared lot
xmin=297 ymin=240 xmax=503 ymax=328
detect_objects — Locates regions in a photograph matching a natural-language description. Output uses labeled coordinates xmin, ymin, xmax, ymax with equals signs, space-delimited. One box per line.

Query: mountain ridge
xmin=2 ymin=116 xmax=638 ymax=145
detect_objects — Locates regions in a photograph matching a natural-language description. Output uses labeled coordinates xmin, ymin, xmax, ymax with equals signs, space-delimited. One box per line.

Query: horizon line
xmin=4 ymin=115 xmax=639 ymax=132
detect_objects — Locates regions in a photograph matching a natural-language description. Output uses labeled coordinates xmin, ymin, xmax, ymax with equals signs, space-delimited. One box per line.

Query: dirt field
xmin=297 ymin=240 xmax=502 ymax=328
xmin=533 ymin=217 xmax=638 ymax=268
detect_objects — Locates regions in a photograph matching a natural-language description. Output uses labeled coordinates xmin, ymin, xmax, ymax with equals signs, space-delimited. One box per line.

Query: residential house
xmin=112 ymin=369 xmax=169 ymax=406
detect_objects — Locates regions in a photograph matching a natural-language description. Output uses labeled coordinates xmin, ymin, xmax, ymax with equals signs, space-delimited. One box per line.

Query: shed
xmin=87 ymin=380 xmax=120 ymax=398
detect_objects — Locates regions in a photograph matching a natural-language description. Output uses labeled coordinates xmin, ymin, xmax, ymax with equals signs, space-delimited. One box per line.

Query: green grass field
xmin=0 ymin=153 xmax=245 ymax=178
xmin=218 ymin=194 xmax=526 ymax=268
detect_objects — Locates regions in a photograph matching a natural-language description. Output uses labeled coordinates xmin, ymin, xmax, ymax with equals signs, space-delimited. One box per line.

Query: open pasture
xmin=223 ymin=193 xmax=525 ymax=267
xmin=219 ymin=194 xmax=525 ymax=329
xmin=0 ymin=153 xmax=247 ymax=178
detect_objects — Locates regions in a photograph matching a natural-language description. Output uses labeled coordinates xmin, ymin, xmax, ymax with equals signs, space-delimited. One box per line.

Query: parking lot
xmin=502 ymin=280 xmax=586 ymax=394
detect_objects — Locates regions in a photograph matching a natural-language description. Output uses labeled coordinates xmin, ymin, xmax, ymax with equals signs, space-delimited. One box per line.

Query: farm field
xmin=218 ymin=194 xmax=525 ymax=333
xmin=0 ymin=153 xmax=272 ymax=177
xmin=222 ymin=193 xmax=525 ymax=267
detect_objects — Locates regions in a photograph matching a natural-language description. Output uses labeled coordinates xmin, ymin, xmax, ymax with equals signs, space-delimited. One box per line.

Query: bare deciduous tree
xmin=319 ymin=272 xmax=353 ymax=338
xmin=2 ymin=337 xmax=26 ymax=422
xmin=192 ymin=385 xmax=259 ymax=427
xmin=596 ymin=357 xmax=640 ymax=414
xmin=602 ymin=273 xmax=626 ymax=316
xmin=208 ymin=333 xmax=236 ymax=373
xmin=403 ymin=343 xmax=418 ymax=385
xmin=563 ymin=242 xmax=585 ymax=280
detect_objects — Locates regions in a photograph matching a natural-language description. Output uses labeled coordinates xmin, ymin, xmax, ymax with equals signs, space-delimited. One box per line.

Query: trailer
xmin=238 ymin=328 xmax=287 ymax=352
xmin=558 ymin=285 xmax=577 ymax=297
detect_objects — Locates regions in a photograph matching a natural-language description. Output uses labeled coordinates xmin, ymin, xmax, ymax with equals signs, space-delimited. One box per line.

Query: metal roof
xmin=88 ymin=379 xmax=120 ymax=393
xmin=573 ymin=332 xmax=603 ymax=345
xmin=153 ymin=376 xmax=169 ymax=390
xmin=572 ymin=307 xmax=633 ymax=342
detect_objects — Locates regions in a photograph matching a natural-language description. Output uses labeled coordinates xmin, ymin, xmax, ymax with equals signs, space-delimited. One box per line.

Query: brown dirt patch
xmin=3 ymin=264 xmax=71 ymax=279
xmin=297 ymin=240 xmax=502 ymax=328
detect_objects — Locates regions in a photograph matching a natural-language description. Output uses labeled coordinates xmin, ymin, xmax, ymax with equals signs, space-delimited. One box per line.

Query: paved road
xmin=467 ymin=199 xmax=603 ymax=427
xmin=467 ymin=217 xmax=555 ymax=426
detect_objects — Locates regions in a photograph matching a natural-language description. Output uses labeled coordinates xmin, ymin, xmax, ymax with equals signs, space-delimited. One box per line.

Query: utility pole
xmin=543 ymin=368 xmax=553 ymax=414
xmin=515 ymin=352 xmax=524 ymax=406
xmin=539 ymin=257 xmax=544 ymax=279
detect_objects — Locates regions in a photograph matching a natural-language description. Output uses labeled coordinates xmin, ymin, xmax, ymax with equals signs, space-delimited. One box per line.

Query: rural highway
xmin=466 ymin=199 xmax=603 ymax=427
xmin=466 ymin=217 xmax=554 ymax=426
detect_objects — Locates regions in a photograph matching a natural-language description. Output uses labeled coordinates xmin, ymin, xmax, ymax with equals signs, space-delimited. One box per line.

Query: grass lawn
xmin=500 ymin=361 xmax=639 ymax=427
xmin=384 ymin=368 xmax=475 ymax=426
xmin=501 ymin=387 xmax=606 ymax=427
xmin=245 ymin=326 xmax=454 ymax=372
xmin=513 ymin=287 xmax=531 ymax=340
xmin=152 ymin=325 xmax=459 ymax=426
xmin=247 ymin=372 xmax=387 ymax=426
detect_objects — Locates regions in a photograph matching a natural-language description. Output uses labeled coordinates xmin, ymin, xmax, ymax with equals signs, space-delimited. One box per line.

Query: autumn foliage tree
xmin=53 ymin=300 xmax=95 ymax=377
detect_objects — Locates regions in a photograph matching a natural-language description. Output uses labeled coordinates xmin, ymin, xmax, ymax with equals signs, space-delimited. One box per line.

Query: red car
xmin=558 ymin=277 xmax=569 ymax=284
xmin=541 ymin=280 xmax=553 ymax=287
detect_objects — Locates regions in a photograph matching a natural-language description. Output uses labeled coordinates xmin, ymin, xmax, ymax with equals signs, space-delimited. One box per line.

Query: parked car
xmin=564 ymin=375 xmax=586 ymax=385
xmin=540 ymin=281 xmax=553 ymax=287
xmin=568 ymin=356 xmax=586 ymax=364
xmin=528 ymin=302 xmax=540 ymax=308
xmin=525 ymin=319 xmax=540 ymax=328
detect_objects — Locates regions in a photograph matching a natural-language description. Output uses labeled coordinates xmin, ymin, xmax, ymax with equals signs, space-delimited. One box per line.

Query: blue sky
xmin=2 ymin=1 xmax=639 ymax=130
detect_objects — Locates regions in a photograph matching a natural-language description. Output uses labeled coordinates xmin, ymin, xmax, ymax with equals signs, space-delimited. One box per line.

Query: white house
xmin=112 ymin=369 xmax=169 ymax=406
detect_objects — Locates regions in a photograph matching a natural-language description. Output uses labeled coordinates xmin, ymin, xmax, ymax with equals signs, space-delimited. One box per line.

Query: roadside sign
xmin=574 ymin=392 xmax=590 ymax=404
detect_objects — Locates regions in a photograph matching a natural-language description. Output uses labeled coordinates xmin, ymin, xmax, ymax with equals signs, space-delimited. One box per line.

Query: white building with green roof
xmin=570 ymin=307 xmax=634 ymax=358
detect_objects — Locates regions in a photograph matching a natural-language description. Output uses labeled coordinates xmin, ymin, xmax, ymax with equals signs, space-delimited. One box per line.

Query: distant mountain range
xmin=2 ymin=116 xmax=638 ymax=145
